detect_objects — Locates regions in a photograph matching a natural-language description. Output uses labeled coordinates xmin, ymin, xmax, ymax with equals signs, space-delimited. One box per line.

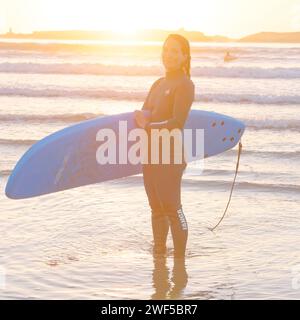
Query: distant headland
xmin=1 ymin=28 xmax=300 ymax=43
xmin=238 ymin=32 xmax=300 ymax=43
xmin=0 ymin=28 xmax=232 ymax=42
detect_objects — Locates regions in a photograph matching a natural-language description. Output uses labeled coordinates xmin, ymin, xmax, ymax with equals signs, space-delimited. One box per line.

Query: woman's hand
xmin=134 ymin=110 xmax=149 ymax=129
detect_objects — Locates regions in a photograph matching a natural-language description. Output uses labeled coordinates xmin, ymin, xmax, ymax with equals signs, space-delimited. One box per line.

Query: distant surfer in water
xmin=224 ymin=51 xmax=237 ymax=62
xmin=134 ymin=34 xmax=195 ymax=259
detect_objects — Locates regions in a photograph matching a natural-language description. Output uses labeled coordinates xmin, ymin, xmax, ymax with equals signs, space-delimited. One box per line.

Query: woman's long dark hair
xmin=164 ymin=34 xmax=191 ymax=78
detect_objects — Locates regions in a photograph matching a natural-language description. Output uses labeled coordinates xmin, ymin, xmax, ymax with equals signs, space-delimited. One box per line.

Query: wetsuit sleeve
xmin=146 ymin=80 xmax=195 ymax=131
xmin=142 ymin=78 xmax=163 ymax=111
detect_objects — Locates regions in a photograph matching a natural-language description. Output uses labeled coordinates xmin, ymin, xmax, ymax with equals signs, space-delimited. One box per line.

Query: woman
xmin=134 ymin=34 xmax=195 ymax=259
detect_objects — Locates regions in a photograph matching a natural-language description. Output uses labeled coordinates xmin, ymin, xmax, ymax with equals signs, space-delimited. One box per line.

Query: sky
xmin=0 ymin=0 xmax=299 ymax=38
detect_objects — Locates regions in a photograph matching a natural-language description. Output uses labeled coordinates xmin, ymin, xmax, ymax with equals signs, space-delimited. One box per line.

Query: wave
xmin=223 ymin=149 xmax=300 ymax=159
xmin=1 ymin=167 xmax=299 ymax=194
xmin=2 ymin=41 xmax=299 ymax=56
xmin=0 ymin=167 xmax=289 ymax=179
xmin=199 ymin=93 xmax=300 ymax=105
xmin=243 ymin=118 xmax=300 ymax=132
xmin=1 ymin=62 xmax=300 ymax=79
xmin=195 ymin=66 xmax=300 ymax=79
xmin=0 ymin=169 xmax=12 ymax=177
xmin=0 ymin=138 xmax=38 ymax=145
xmin=0 ymin=41 xmax=248 ymax=54
xmin=1 ymin=113 xmax=300 ymax=134
xmin=182 ymin=179 xmax=300 ymax=194
xmin=0 ymin=62 xmax=161 ymax=76
xmin=0 ymin=112 xmax=103 ymax=123
xmin=0 ymin=169 xmax=12 ymax=176
xmin=118 ymin=175 xmax=300 ymax=194
xmin=0 ymin=42 xmax=133 ymax=53
xmin=0 ymin=87 xmax=146 ymax=100
xmin=0 ymin=87 xmax=299 ymax=105
xmin=200 ymin=93 xmax=300 ymax=105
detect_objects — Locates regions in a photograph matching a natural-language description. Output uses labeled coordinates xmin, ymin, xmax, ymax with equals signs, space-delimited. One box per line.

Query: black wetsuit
xmin=141 ymin=68 xmax=195 ymax=258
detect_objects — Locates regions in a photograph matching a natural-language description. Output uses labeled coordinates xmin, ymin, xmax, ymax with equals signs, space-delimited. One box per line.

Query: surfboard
xmin=5 ymin=110 xmax=245 ymax=199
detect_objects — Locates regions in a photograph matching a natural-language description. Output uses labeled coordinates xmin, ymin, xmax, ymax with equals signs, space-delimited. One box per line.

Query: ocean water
xmin=0 ymin=39 xmax=299 ymax=299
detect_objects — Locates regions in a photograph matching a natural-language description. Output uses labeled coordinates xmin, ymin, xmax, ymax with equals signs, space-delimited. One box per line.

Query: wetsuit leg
xmin=142 ymin=164 xmax=169 ymax=255
xmin=143 ymin=161 xmax=188 ymax=258
xmin=154 ymin=163 xmax=188 ymax=258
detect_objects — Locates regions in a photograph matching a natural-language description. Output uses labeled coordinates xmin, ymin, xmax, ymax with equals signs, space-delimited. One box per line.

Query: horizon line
xmin=1 ymin=28 xmax=300 ymax=43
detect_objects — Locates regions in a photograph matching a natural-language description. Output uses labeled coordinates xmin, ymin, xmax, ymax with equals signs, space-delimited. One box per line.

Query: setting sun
xmin=1 ymin=0 xmax=299 ymax=38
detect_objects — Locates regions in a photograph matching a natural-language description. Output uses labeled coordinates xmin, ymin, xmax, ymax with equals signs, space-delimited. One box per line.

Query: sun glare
xmin=1 ymin=0 xmax=298 ymax=38
xmin=109 ymin=26 xmax=140 ymax=36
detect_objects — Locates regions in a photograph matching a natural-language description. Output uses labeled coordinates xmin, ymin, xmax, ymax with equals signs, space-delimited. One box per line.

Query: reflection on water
xmin=151 ymin=256 xmax=188 ymax=300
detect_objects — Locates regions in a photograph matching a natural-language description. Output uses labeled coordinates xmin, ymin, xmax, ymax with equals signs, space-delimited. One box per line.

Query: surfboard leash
xmin=209 ymin=141 xmax=243 ymax=231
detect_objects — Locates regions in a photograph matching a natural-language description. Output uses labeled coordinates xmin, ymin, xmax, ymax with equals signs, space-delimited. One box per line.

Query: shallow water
xmin=1 ymin=174 xmax=299 ymax=299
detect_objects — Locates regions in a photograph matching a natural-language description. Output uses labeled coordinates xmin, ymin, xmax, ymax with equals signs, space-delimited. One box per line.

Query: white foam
xmin=1 ymin=62 xmax=300 ymax=79
xmin=0 ymin=87 xmax=299 ymax=105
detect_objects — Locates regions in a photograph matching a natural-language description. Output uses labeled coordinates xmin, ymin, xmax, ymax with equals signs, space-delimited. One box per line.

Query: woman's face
xmin=161 ymin=38 xmax=187 ymax=72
